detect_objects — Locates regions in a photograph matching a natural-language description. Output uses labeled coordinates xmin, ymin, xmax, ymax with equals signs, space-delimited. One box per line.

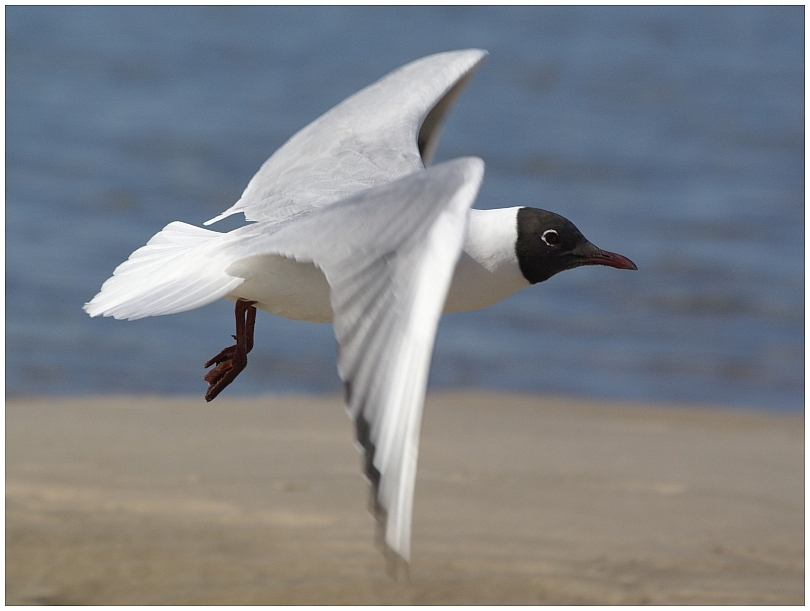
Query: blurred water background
xmin=6 ymin=6 xmax=804 ymax=411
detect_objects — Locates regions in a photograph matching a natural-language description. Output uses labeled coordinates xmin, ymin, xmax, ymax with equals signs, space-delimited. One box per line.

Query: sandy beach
xmin=6 ymin=392 xmax=803 ymax=605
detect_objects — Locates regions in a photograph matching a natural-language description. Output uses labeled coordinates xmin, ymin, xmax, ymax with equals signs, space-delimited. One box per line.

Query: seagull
xmin=84 ymin=49 xmax=636 ymax=573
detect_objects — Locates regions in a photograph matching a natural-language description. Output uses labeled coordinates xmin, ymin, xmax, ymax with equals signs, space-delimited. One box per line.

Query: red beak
xmin=584 ymin=249 xmax=638 ymax=271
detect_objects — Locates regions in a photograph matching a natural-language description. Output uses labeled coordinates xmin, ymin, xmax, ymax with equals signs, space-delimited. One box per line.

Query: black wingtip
xmin=354 ymin=410 xmax=411 ymax=580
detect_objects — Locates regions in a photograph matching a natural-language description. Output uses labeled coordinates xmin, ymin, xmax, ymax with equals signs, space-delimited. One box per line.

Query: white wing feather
xmin=205 ymin=49 xmax=487 ymax=225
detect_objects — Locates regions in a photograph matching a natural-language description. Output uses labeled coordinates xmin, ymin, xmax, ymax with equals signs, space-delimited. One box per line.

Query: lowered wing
xmin=222 ymin=157 xmax=485 ymax=566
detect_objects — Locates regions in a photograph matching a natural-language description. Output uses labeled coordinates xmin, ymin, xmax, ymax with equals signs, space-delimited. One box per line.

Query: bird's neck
xmin=463 ymin=208 xmax=523 ymax=271
xmin=444 ymin=208 xmax=530 ymax=313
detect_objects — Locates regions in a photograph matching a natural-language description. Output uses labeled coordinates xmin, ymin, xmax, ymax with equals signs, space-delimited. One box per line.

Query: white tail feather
xmin=84 ymin=222 xmax=244 ymax=320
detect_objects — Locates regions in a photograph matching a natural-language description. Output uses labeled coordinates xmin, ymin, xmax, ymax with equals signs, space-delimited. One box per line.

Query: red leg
xmin=204 ymin=299 xmax=257 ymax=402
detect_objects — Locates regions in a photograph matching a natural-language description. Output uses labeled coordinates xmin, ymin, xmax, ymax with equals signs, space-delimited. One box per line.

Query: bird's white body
xmin=84 ymin=49 xmax=532 ymax=568
xmin=225 ymin=207 xmax=528 ymax=323
xmin=226 ymin=254 xmax=333 ymax=322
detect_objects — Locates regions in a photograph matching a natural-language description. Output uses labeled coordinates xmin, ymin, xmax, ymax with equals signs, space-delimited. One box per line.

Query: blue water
xmin=6 ymin=6 xmax=804 ymax=411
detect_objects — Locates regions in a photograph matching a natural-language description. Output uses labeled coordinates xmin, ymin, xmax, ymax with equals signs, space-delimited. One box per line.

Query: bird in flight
xmin=85 ymin=49 xmax=636 ymax=574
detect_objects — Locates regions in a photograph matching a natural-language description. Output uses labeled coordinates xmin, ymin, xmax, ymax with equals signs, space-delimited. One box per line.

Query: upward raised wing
xmin=205 ymin=49 xmax=488 ymax=226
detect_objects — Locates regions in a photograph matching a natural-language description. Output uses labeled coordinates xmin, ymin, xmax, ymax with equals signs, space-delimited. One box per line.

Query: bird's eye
xmin=542 ymin=229 xmax=560 ymax=246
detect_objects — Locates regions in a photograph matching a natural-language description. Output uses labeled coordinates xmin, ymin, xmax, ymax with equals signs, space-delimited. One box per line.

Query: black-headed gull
xmin=85 ymin=49 xmax=636 ymax=572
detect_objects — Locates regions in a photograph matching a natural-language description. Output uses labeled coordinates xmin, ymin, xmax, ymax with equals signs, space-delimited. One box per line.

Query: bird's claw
xmin=203 ymin=299 xmax=257 ymax=402
xmin=204 ymin=349 xmax=246 ymax=401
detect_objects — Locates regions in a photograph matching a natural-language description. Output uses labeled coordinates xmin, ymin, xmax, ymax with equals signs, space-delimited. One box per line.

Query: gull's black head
xmin=515 ymin=207 xmax=637 ymax=284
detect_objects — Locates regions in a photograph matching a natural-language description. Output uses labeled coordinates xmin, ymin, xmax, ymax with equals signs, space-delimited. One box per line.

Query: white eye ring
xmin=542 ymin=229 xmax=560 ymax=246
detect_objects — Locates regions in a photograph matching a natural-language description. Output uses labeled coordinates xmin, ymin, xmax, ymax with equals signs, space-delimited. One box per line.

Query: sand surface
xmin=5 ymin=392 xmax=804 ymax=605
